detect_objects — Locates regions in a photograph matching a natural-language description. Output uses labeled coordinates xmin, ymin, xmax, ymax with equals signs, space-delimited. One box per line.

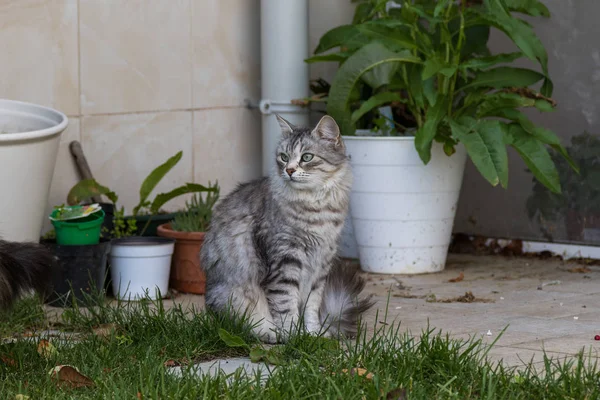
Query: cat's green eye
xmin=301 ymin=153 xmax=314 ymax=162
xmin=280 ymin=153 xmax=289 ymax=162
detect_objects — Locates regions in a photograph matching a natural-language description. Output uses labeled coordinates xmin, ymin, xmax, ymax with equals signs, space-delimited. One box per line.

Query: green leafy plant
xmin=67 ymin=151 xmax=215 ymax=216
xmin=171 ymin=181 xmax=220 ymax=232
xmin=110 ymin=207 xmax=138 ymax=239
xmin=66 ymin=151 xmax=217 ymax=237
xmin=526 ymin=131 xmax=600 ymax=241
xmin=306 ymin=0 xmax=577 ymax=193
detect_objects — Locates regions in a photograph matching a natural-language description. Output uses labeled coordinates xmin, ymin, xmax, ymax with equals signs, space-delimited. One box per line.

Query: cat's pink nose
xmin=286 ymin=168 xmax=296 ymax=177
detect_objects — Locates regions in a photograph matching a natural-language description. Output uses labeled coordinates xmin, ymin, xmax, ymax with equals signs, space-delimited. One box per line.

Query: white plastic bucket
xmin=0 ymin=99 xmax=68 ymax=242
xmin=344 ymin=134 xmax=467 ymax=274
xmin=110 ymin=237 xmax=175 ymax=300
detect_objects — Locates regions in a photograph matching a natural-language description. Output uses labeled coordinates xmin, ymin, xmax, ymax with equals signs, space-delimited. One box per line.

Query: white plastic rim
xmin=0 ymin=99 xmax=68 ymax=242
xmin=344 ymin=134 xmax=467 ymax=274
xmin=110 ymin=238 xmax=175 ymax=301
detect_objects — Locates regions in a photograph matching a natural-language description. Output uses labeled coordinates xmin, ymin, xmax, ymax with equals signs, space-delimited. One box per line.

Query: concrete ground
xmin=359 ymin=253 xmax=600 ymax=368
xmin=43 ymin=253 xmax=600 ymax=373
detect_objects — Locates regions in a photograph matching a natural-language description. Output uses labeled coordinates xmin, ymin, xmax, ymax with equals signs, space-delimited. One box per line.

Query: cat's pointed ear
xmin=312 ymin=115 xmax=342 ymax=146
xmin=276 ymin=114 xmax=294 ymax=136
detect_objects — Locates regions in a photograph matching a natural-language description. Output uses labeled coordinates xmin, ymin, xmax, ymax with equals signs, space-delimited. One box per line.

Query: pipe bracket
xmin=259 ymin=99 xmax=308 ymax=115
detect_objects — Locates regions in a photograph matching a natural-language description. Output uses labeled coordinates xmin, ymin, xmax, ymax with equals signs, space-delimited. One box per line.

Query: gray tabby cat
xmin=201 ymin=114 xmax=373 ymax=343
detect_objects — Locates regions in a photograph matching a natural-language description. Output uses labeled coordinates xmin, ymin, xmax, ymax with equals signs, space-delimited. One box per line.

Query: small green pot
xmin=50 ymin=209 xmax=105 ymax=246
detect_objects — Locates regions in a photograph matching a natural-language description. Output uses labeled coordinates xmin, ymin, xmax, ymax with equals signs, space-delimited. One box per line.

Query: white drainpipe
xmin=259 ymin=0 xmax=310 ymax=175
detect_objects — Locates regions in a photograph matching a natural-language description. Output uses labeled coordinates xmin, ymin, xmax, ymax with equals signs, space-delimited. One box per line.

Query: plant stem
xmin=448 ymin=7 xmax=466 ymax=116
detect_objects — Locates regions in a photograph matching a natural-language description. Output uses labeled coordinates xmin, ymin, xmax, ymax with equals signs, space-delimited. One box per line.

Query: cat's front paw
xmin=305 ymin=321 xmax=325 ymax=336
xmin=253 ymin=327 xmax=277 ymax=344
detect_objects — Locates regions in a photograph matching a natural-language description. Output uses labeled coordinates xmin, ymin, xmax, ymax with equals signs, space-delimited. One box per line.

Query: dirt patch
xmin=391 ymin=293 xmax=420 ymax=299
xmin=449 ymin=233 xmax=600 ymax=266
xmin=392 ymin=291 xmax=494 ymax=303
xmin=427 ymin=291 xmax=495 ymax=304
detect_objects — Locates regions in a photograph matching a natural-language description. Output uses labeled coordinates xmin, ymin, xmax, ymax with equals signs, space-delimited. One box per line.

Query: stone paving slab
xmin=359 ymin=254 xmax=600 ymax=366
xmin=168 ymin=357 xmax=273 ymax=383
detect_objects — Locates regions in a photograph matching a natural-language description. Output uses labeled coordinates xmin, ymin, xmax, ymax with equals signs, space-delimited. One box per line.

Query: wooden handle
xmin=69 ymin=140 xmax=102 ymax=203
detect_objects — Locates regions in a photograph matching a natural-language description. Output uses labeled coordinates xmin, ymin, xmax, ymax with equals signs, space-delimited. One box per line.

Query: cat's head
xmin=274 ymin=114 xmax=349 ymax=191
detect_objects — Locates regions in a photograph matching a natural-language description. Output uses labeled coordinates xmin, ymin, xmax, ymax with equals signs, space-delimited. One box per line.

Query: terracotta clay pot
xmin=156 ymin=223 xmax=206 ymax=294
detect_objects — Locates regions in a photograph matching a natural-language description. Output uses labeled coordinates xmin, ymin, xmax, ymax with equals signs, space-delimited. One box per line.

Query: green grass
xmin=1 ymin=296 xmax=599 ymax=399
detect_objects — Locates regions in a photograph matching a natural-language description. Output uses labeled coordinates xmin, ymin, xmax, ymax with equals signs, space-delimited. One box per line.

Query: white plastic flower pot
xmin=0 ymin=99 xmax=68 ymax=242
xmin=344 ymin=134 xmax=467 ymax=274
xmin=338 ymin=214 xmax=359 ymax=259
xmin=110 ymin=237 xmax=175 ymax=300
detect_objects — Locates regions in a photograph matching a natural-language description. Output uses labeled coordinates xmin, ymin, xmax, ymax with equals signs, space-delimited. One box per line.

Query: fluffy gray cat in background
xmin=201 ymin=114 xmax=373 ymax=343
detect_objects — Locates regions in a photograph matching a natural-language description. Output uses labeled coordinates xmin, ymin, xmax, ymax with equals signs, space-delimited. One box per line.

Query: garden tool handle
xmin=69 ymin=140 xmax=102 ymax=203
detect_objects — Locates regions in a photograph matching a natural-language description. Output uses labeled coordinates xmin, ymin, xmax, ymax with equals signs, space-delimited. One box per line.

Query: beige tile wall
xmin=0 ymin=0 xmax=266 ymax=235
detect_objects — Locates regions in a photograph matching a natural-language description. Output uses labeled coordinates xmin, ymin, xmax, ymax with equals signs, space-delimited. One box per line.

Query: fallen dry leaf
xmin=448 ymin=272 xmax=464 ymax=283
xmin=137 ymin=392 xmax=143 ymax=399
xmin=50 ymin=365 xmax=94 ymax=388
xmin=92 ymin=323 xmax=118 ymax=339
xmin=1 ymin=354 xmax=17 ymax=367
xmin=37 ymin=340 xmax=58 ymax=359
xmin=163 ymin=359 xmax=180 ymax=367
xmin=340 ymin=368 xmax=374 ymax=380
xmin=568 ymin=267 xmax=592 ymax=273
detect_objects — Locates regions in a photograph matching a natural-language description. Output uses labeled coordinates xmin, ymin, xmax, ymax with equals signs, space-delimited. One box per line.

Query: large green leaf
xmin=504 ymin=123 xmax=561 ymax=193
xmin=305 ymin=52 xmax=351 ymax=64
xmin=423 ymin=77 xmax=437 ymax=107
xmin=463 ymin=67 xmax=544 ymax=90
xmin=460 ymin=52 xmax=523 ymax=71
xmin=461 ymin=24 xmax=491 ymax=58
xmin=314 ymin=25 xmax=363 ymax=53
xmin=135 ymin=151 xmax=183 ymax=215
xmin=450 ymin=117 xmax=509 ymax=187
xmin=422 ymin=58 xmax=445 ymax=80
xmin=408 ymin=64 xmax=425 ymax=109
xmin=491 ymin=108 xmax=578 ymax=173
xmin=476 ymin=92 xmax=536 ymax=118
xmin=361 ymin=58 xmax=400 ymax=90
xmin=356 ymin=21 xmax=417 ymax=51
xmin=480 ymin=0 xmax=551 ymax=95
xmin=504 ymin=0 xmax=550 ymax=17
xmin=67 ymin=179 xmax=118 ymax=205
xmin=351 ymin=92 xmax=405 ymax=125
xmin=415 ymin=96 xmax=448 ymax=164
xmin=327 ymin=42 xmax=421 ymax=135
xmin=150 ymin=183 xmax=216 ymax=215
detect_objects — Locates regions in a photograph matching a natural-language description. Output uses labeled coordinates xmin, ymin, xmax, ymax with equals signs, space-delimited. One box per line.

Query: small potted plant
xmin=527 ymin=131 xmax=600 ymax=242
xmin=305 ymin=0 xmax=577 ymax=274
xmin=109 ymin=236 xmax=175 ymax=301
xmin=49 ymin=204 xmax=105 ymax=246
xmin=157 ymin=181 xmax=220 ymax=294
xmin=44 ymin=204 xmax=111 ymax=307
xmin=67 ymin=151 xmax=216 ymax=237
xmin=65 ymin=151 xmax=217 ymax=300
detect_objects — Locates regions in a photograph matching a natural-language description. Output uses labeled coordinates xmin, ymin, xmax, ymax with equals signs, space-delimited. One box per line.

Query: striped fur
xmin=201 ymin=115 xmax=373 ymax=343
xmin=0 ymin=239 xmax=56 ymax=309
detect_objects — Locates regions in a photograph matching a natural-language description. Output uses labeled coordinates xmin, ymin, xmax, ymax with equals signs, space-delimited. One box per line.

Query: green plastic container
xmin=50 ymin=209 xmax=105 ymax=246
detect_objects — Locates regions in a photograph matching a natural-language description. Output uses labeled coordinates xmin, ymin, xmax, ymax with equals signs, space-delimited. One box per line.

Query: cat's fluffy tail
xmin=0 ymin=239 xmax=56 ymax=309
xmin=319 ymin=260 xmax=374 ymax=337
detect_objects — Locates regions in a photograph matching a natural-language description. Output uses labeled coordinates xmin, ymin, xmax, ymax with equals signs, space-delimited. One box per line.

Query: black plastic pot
xmin=42 ymin=239 xmax=111 ymax=307
xmin=128 ymin=213 xmax=179 ymax=237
